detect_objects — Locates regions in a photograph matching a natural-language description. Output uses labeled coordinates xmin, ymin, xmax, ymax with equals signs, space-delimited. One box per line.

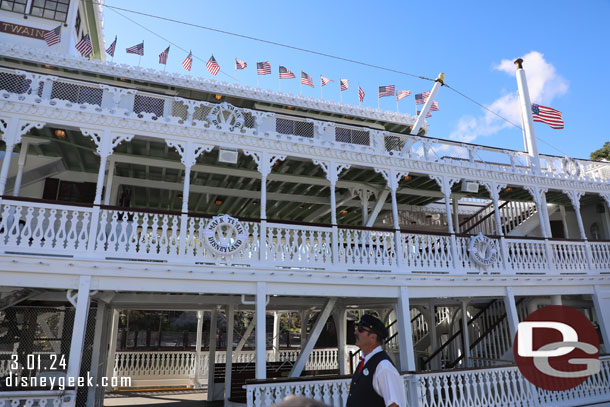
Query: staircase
xmin=460 ymin=200 xmax=541 ymax=236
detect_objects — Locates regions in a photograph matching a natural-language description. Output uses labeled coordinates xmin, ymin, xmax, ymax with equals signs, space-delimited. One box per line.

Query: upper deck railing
xmin=1 ymin=197 xmax=609 ymax=276
xmin=1 ymin=64 xmax=609 ymax=184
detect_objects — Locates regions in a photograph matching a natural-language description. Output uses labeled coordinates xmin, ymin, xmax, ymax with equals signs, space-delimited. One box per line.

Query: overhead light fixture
xmin=504 ymin=187 xmax=513 ymax=193
xmin=252 ymin=201 xmax=257 ymax=206
xmin=340 ymin=209 xmax=349 ymax=215
xmin=215 ymin=200 xmax=223 ymax=205
xmin=215 ymin=94 xmax=222 ymax=101
xmin=403 ymin=175 xmax=412 ymax=182
xmin=286 ymin=106 xmax=294 ymax=110
xmin=44 ymin=64 xmax=52 ymax=69
xmin=54 ymin=129 xmax=66 ymax=139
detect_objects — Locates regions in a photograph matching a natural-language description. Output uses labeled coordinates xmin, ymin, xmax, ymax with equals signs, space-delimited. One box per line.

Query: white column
xmin=12 ymin=140 xmax=28 ymax=197
xmin=550 ymin=295 xmax=562 ymax=306
xmin=193 ymin=311 xmax=203 ymax=388
xmin=224 ymin=304 xmax=235 ymax=402
xmin=255 ymin=282 xmax=267 ymax=380
xmin=503 ymin=287 xmax=519 ymax=341
xmin=592 ymin=286 xmax=610 ymax=353
xmin=103 ymin=156 xmax=115 ymax=205
xmin=514 ymin=58 xmax=541 ymax=174
xmin=395 ymin=286 xmax=416 ymax=371
xmin=452 ymin=197 xmax=460 ymax=234
xmin=376 ymin=169 xmax=407 ymax=265
xmin=207 ymin=308 xmax=218 ymax=399
xmin=525 ymin=186 xmax=550 ymax=238
xmin=333 ymin=307 xmax=347 ymax=374
xmin=87 ymin=302 xmax=106 ymax=407
xmin=460 ymin=301 xmax=471 ymax=366
xmin=433 ymin=176 xmax=460 ymax=269
xmin=559 ymin=205 xmax=570 ymax=238
xmin=300 ymin=310 xmax=308 ymax=348
xmin=272 ymin=312 xmax=280 ymax=362
xmin=66 ymin=276 xmax=92 ymax=407
xmin=426 ymin=303 xmax=439 ymax=370
xmin=567 ymin=191 xmax=587 ymax=240
xmin=105 ymin=309 xmax=119 ymax=388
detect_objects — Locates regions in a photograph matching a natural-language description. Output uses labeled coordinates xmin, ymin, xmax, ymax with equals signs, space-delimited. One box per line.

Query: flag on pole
xmin=206 ymin=55 xmax=220 ymax=75
xmin=235 ymin=59 xmax=247 ymax=70
xmin=159 ymin=46 xmax=170 ymax=65
xmin=429 ymin=101 xmax=439 ymax=111
xmin=257 ymin=61 xmax=271 ymax=75
xmin=126 ymin=42 xmax=144 ymax=55
xmin=182 ymin=51 xmax=193 ymax=71
xmin=340 ymin=79 xmax=349 ymax=91
xmin=279 ymin=66 xmax=295 ymax=79
xmin=396 ymin=90 xmax=411 ymax=101
xmin=105 ymin=35 xmax=117 ymax=57
xmin=531 ymin=104 xmax=564 ymax=129
xmin=301 ymin=72 xmax=314 ymax=87
xmin=44 ymin=25 xmax=61 ymax=46
xmin=75 ymin=34 xmax=93 ymax=57
xmin=417 ymin=110 xmax=432 ymax=118
xmin=358 ymin=85 xmax=365 ymax=102
xmin=321 ymin=75 xmax=333 ymax=87
xmin=415 ymin=91 xmax=431 ymax=105
xmin=378 ymin=85 xmax=395 ymax=98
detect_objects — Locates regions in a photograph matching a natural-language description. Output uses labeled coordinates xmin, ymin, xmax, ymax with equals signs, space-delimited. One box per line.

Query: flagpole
xmin=257 ymin=74 xmax=260 ymax=88
xmin=358 ymin=83 xmax=361 ymax=107
xmin=396 ymin=97 xmax=399 ymax=113
xmin=377 ymin=93 xmax=380 ymax=110
xmin=514 ymin=58 xmax=541 ymax=173
xmin=234 ymin=59 xmax=237 ymax=83
xmin=339 ymin=83 xmax=343 ymax=104
xmin=320 ymin=78 xmax=323 ymax=99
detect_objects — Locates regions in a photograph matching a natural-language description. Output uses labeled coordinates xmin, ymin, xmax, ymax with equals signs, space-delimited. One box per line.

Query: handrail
xmin=459 ymin=201 xmax=495 ymax=228
xmin=460 ymin=201 xmax=510 ymax=234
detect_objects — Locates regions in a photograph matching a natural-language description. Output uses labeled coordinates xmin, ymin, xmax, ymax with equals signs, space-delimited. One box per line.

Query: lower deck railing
xmin=1 ymin=197 xmax=609 ymax=275
xmin=245 ymin=356 xmax=610 ymax=407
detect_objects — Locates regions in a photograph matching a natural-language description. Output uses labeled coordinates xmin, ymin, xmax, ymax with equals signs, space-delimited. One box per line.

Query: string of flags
xmin=43 ymin=28 xmax=446 ymax=115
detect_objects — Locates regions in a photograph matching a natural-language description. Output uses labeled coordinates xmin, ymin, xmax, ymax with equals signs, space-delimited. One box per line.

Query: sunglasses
xmin=357 ymin=325 xmax=373 ymax=334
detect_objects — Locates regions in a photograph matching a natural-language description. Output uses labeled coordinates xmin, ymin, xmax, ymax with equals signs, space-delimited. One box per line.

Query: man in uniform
xmin=346 ymin=314 xmax=405 ymax=407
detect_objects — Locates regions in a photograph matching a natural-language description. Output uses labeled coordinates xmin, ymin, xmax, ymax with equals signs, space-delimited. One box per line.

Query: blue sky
xmin=101 ymin=0 xmax=610 ymax=161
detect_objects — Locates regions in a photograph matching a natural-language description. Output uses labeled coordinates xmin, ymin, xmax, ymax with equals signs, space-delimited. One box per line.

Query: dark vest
xmin=346 ymin=350 xmax=393 ymax=407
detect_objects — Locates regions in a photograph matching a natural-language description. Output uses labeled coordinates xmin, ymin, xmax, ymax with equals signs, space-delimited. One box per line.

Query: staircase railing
xmin=459 ymin=200 xmax=538 ymax=236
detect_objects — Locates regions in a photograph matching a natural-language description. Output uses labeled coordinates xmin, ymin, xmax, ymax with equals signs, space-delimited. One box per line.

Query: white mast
xmin=514 ymin=58 xmax=541 ymax=174
xmin=404 ymin=72 xmax=444 ymax=143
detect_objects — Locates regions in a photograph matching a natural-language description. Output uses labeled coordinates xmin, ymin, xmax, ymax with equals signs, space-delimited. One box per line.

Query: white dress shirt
xmin=361 ymin=345 xmax=406 ymax=407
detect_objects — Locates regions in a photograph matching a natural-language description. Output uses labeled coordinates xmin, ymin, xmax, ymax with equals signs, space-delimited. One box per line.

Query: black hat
xmin=357 ymin=314 xmax=388 ymax=339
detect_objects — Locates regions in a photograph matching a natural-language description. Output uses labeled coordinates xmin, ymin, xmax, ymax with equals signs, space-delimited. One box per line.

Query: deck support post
xmin=64 ymin=275 xmax=92 ymax=407
xmin=567 ymin=190 xmax=593 ymax=269
xmin=432 ymin=176 xmax=460 ymax=269
xmin=593 ymin=286 xmax=610 ymax=353
xmin=87 ymin=301 xmax=106 ymax=407
xmin=224 ymin=304 xmax=235 ymax=403
xmin=460 ymin=300 xmax=471 ymax=367
xmin=426 ymin=302 xmax=439 ymax=370
xmin=375 ymin=169 xmax=408 ymax=266
xmin=105 ymin=309 xmax=119 ymax=391
xmin=193 ymin=310 xmax=204 ymax=388
xmin=289 ymin=297 xmax=337 ymax=377
xmin=482 ymin=182 xmax=508 ymax=270
xmin=272 ymin=312 xmax=281 ymax=362
xmin=396 ymin=286 xmax=416 ymax=371
xmin=333 ymin=307 xmax=347 ymax=374
xmin=12 ymin=140 xmax=28 ymax=196
xmin=207 ymin=308 xmax=218 ymax=400
xmin=255 ymin=282 xmax=267 ymax=379
xmin=503 ymin=287 xmax=519 ymax=343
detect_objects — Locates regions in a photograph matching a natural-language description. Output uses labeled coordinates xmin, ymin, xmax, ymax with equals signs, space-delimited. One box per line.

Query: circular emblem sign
xmin=468 ymin=233 xmax=498 ymax=269
xmin=514 ymin=305 xmax=600 ymax=391
xmin=203 ymin=215 xmax=248 ymax=256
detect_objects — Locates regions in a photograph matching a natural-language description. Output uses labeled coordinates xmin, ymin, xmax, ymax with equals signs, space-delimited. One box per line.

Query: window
xmin=30 ymin=0 xmax=70 ymax=22
xmin=0 ymin=0 xmax=27 ymax=13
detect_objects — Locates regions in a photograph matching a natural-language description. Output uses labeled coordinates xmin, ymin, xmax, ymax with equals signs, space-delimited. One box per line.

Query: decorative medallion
xmin=206 ymin=102 xmax=245 ymax=132
xmin=468 ymin=233 xmax=498 ymax=269
xmin=203 ymin=215 xmax=248 ymax=256
xmin=562 ymin=156 xmax=581 ymax=178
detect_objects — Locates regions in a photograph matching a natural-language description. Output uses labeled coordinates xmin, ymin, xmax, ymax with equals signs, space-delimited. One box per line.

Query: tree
xmin=590 ymin=142 xmax=610 ymax=161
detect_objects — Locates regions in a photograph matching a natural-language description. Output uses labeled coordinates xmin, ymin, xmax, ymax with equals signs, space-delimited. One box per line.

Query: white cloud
xmin=449 ymin=51 xmax=568 ymax=144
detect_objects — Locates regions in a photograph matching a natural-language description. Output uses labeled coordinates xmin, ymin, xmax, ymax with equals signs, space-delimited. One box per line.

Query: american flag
xmin=44 ymin=25 xmax=61 ymax=47
xmin=279 ymin=66 xmax=295 ymax=79
xmin=378 ymin=85 xmax=395 ymax=98
xmin=105 ymin=35 xmax=117 ymax=57
xmin=75 ymin=34 xmax=93 ymax=57
xmin=206 ymin=55 xmax=220 ymax=75
xmin=396 ymin=90 xmax=411 ymax=101
xmin=158 ymin=46 xmax=170 ymax=65
xmin=257 ymin=61 xmax=271 ymax=75
xmin=320 ymin=75 xmax=333 ymax=87
xmin=358 ymin=85 xmax=365 ymax=102
xmin=531 ymin=104 xmax=564 ymax=129
xmin=235 ymin=59 xmax=247 ymax=70
xmin=182 ymin=51 xmax=193 ymax=71
xmin=126 ymin=42 xmax=144 ymax=56
xmin=430 ymin=101 xmax=439 ymax=111
xmin=417 ymin=110 xmax=432 ymax=118
xmin=340 ymin=79 xmax=349 ymax=91
xmin=301 ymin=72 xmax=314 ymax=87
xmin=415 ymin=91 xmax=431 ymax=105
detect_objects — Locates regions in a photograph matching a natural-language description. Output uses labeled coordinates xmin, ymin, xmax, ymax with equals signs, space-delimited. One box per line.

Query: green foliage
xmin=590 ymin=142 xmax=610 ymax=161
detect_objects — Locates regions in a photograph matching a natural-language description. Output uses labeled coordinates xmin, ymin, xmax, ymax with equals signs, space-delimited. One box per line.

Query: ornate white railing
xmin=0 ymin=390 xmax=75 ymax=407
xmin=244 ymin=357 xmax=610 ymax=407
xmin=2 ymin=199 xmax=610 ymax=275
xmin=2 ymin=65 xmax=609 ymax=182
